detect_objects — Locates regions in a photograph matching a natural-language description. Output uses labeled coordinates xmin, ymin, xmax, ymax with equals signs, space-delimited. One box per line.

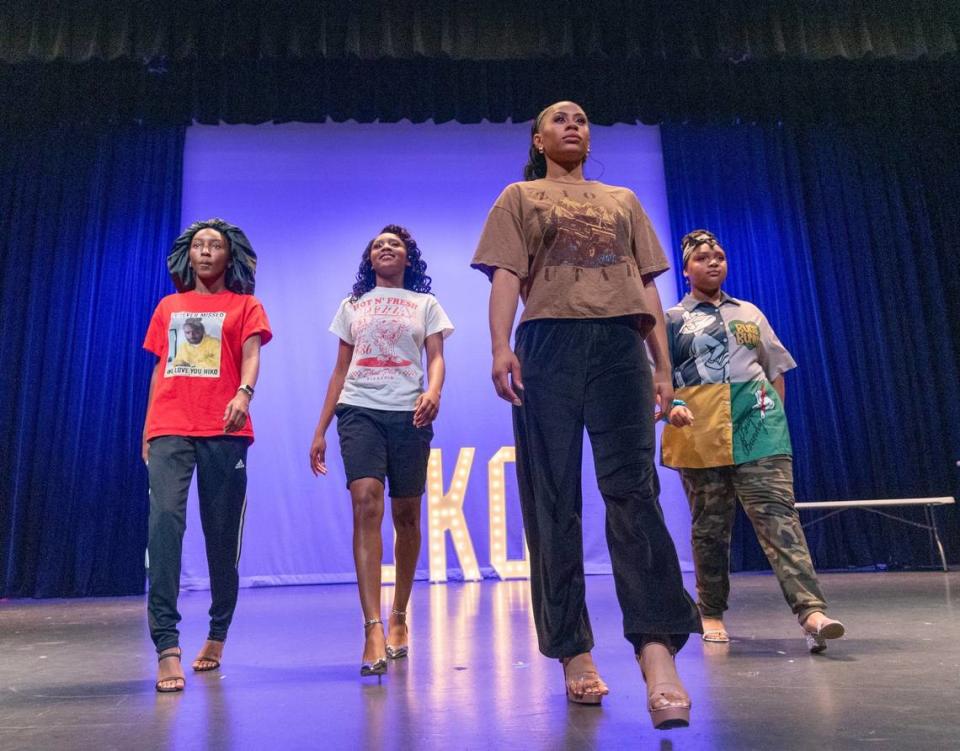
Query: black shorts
xmin=335 ymin=404 xmax=434 ymax=498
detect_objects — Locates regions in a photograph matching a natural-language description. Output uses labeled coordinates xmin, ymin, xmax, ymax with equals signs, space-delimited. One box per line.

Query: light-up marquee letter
xmin=426 ymin=448 xmax=482 ymax=582
xmin=488 ymin=446 xmax=530 ymax=579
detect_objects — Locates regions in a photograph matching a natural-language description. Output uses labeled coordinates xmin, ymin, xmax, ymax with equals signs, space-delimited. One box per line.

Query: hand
xmin=413 ymin=390 xmax=440 ymax=427
xmin=223 ymin=391 xmax=250 ymax=433
xmin=310 ymin=433 xmax=328 ymax=476
xmin=668 ymin=405 xmax=695 ymax=427
xmin=652 ymin=370 xmax=674 ymax=420
xmin=141 ymin=439 xmax=150 ymax=465
xmin=492 ymin=346 xmax=524 ymax=406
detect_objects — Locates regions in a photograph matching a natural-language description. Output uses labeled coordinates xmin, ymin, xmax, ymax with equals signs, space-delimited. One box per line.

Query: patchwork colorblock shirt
xmin=661 ymin=292 xmax=796 ymax=469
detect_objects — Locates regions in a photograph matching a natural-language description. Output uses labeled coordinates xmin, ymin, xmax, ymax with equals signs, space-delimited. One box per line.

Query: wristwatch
xmin=238 ymin=384 xmax=255 ymax=399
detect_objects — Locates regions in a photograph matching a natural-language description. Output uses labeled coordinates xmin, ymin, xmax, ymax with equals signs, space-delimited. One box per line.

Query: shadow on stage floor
xmin=1 ymin=571 xmax=957 ymax=750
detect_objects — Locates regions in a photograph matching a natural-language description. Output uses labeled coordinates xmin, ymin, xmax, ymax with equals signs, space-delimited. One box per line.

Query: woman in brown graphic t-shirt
xmin=471 ymin=101 xmax=700 ymax=730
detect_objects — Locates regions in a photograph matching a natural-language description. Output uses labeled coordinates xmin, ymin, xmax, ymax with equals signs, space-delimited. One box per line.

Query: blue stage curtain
xmin=660 ymin=121 xmax=960 ymax=570
xmin=0 ymin=125 xmax=184 ymax=597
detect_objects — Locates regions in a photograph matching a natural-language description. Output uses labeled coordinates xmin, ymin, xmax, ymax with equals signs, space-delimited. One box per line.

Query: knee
xmin=743 ymin=496 xmax=797 ymax=523
xmin=392 ymin=506 xmax=421 ymax=534
xmin=352 ymin=487 xmax=384 ymax=527
xmin=689 ymin=525 xmax=716 ymax=543
xmin=149 ymin=504 xmax=184 ymax=532
xmin=597 ymin=462 xmax=658 ymax=504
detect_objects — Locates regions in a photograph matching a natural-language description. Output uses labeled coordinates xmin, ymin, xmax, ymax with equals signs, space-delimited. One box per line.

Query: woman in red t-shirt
xmin=142 ymin=219 xmax=272 ymax=692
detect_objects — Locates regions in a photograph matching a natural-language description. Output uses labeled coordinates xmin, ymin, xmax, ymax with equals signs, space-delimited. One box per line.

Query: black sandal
xmin=155 ymin=648 xmax=185 ymax=693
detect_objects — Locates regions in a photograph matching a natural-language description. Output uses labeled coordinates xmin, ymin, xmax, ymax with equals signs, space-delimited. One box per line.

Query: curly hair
xmin=350 ymin=224 xmax=433 ymax=301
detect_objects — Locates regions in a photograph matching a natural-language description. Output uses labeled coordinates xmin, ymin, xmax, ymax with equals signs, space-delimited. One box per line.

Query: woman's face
xmin=533 ymin=101 xmax=590 ymax=165
xmin=684 ymin=243 xmax=728 ymax=291
xmin=189 ymin=228 xmax=230 ymax=283
xmin=369 ymin=232 xmax=409 ymax=277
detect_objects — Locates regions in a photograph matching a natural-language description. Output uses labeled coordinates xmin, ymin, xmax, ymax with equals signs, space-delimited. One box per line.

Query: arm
xmin=771 ymin=374 xmax=785 ymax=405
xmin=489 ymin=268 xmax=524 ymax=405
xmin=640 ymin=275 xmax=676 ymax=419
xmin=141 ymin=360 xmax=161 ymax=463
xmin=413 ymin=332 xmax=445 ymax=427
xmin=310 ymin=339 xmax=354 ymax=476
xmin=223 ymin=334 xmax=262 ymax=433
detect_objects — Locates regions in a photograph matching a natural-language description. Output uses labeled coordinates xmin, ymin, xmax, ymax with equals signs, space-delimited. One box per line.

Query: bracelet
xmin=660 ymin=398 xmax=687 ymax=423
xmin=237 ymin=384 xmax=255 ymax=399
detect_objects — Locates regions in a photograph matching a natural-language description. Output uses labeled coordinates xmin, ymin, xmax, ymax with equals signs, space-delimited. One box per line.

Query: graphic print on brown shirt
xmin=541 ymin=198 xmax=625 ymax=268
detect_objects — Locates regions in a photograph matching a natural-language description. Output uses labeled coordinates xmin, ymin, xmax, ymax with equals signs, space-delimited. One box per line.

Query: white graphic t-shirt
xmin=329 ymin=287 xmax=454 ymax=411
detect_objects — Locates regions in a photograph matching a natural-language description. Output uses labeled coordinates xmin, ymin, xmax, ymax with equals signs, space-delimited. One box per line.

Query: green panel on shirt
xmin=730 ymin=379 xmax=793 ymax=465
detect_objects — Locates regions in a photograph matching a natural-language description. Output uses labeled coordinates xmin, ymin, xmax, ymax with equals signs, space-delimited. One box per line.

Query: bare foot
xmin=638 ymin=642 xmax=690 ymax=708
xmin=387 ymin=610 xmax=408 ymax=652
xmin=156 ymin=648 xmax=185 ymax=692
xmin=701 ymin=616 xmax=729 ymax=642
xmin=802 ymin=611 xmax=845 ymax=637
xmin=638 ymin=642 xmax=691 ymax=729
xmin=701 ymin=616 xmax=724 ymax=631
xmin=802 ymin=612 xmax=829 ymax=631
xmin=561 ymin=652 xmax=609 ymax=701
xmin=192 ymin=639 xmax=224 ymax=671
xmin=363 ymin=621 xmax=386 ymax=663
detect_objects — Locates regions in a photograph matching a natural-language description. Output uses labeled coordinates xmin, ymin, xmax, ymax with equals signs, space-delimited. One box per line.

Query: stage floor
xmin=1 ymin=571 xmax=957 ymax=751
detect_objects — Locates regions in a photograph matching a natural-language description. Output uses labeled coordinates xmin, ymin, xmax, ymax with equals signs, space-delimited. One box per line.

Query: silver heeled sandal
xmin=361 ymin=618 xmax=388 ymax=677
xmin=802 ymin=615 xmax=845 ymax=653
xmin=385 ymin=609 xmax=409 ymax=660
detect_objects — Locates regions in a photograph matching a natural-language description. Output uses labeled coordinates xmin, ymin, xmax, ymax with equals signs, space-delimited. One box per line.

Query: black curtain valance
xmin=2 ymin=56 xmax=957 ymax=127
xmin=1 ymin=1 xmax=957 ymax=126
xmin=1 ymin=0 xmax=957 ymax=65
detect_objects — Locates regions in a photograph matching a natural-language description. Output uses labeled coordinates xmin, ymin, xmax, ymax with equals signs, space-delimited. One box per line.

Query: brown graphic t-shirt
xmin=471 ymin=179 xmax=670 ymax=336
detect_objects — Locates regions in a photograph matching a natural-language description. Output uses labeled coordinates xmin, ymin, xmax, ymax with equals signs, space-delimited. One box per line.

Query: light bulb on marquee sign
xmin=381 ymin=446 xmax=532 ymax=584
xmin=426 ymin=447 xmax=482 ymax=582
xmin=488 ymin=446 xmax=530 ymax=579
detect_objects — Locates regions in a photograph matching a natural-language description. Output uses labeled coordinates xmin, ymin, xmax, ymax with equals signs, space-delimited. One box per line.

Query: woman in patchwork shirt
xmin=662 ymin=229 xmax=846 ymax=653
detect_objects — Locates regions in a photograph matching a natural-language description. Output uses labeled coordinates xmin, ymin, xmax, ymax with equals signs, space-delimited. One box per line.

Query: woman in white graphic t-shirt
xmin=310 ymin=224 xmax=454 ymax=678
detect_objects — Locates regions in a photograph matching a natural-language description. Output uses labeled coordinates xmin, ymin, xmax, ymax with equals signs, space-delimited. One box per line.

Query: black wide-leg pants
xmin=147 ymin=435 xmax=249 ymax=653
xmin=512 ymin=317 xmax=700 ymax=658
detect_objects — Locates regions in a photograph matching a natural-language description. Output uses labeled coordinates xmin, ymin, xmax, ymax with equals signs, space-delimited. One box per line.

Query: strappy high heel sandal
xmin=637 ymin=642 xmax=691 ymax=730
xmin=155 ymin=648 xmax=185 ymax=693
xmin=802 ymin=614 xmax=845 ymax=653
xmin=361 ymin=618 xmax=388 ymax=677
xmin=385 ymin=609 xmax=409 ymax=660
xmin=560 ymin=654 xmax=609 ymax=706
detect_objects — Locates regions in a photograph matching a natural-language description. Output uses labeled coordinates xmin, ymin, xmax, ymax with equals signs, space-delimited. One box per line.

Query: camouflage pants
xmin=680 ymin=455 xmax=826 ymax=624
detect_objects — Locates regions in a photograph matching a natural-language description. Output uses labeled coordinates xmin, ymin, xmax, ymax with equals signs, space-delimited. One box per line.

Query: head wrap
xmin=681 ymin=229 xmax=721 ymax=268
xmin=167 ymin=218 xmax=258 ymax=295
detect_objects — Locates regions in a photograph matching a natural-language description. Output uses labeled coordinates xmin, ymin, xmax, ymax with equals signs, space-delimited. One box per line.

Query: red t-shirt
xmin=143 ymin=290 xmax=272 ymax=441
